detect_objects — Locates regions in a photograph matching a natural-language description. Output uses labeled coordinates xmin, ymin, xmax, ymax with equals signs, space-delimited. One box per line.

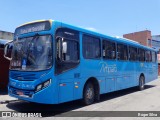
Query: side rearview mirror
xmin=56 ymin=37 xmax=68 ymax=61
xmin=4 ymin=41 xmax=13 ymax=61
xmin=62 ymin=41 xmax=67 ymax=54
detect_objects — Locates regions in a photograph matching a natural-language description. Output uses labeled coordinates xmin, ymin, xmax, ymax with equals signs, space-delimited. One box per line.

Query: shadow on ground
xmin=6 ymin=85 xmax=155 ymax=117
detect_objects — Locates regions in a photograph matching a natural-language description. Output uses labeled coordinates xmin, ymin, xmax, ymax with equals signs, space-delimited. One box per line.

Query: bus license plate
xmin=17 ymin=91 xmax=24 ymax=95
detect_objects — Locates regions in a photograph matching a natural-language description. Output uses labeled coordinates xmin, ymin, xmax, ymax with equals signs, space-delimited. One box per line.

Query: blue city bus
xmin=4 ymin=20 xmax=158 ymax=105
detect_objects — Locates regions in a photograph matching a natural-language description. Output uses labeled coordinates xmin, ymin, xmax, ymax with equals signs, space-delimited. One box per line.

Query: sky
xmin=0 ymin=0 xmax=160 ymax=37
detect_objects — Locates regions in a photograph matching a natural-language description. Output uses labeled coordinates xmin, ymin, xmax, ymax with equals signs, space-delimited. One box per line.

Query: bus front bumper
xmin=8 ymin=85 xmax=58 ymax=104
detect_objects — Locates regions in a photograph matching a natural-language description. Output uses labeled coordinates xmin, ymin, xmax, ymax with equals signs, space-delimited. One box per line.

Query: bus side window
xmin=139 ymin=48 xmax=145 ymax=62
xmin=149 ymin=51 xmax=152 ymax=62
xmin=103 ymin=40 xmax=116 ymax=60
xmin=83 ymin=35 xmax=101 ymax=59
xmin=145 ymin=50 xmax=152 ymax=62
xmin=129 ymin=46 xmax=137 ymax=61
xmin=152 ymin=51 xmax=156 ymax=62
xmin=117 ymin=43 xmax=128 ymax=61
xmin=64 ymin=40 xmax=79 ymax=61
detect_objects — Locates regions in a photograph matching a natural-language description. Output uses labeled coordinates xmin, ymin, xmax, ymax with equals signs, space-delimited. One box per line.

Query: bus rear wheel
xmin=83 ymin=82 xmax=95 ymax=105
xmin=139 ymin=75 xmax=145 ymax=91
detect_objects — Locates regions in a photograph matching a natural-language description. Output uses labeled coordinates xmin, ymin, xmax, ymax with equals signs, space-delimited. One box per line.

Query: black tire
xmin=139 ymin=75 xmax=145 ymax=91
xmin=82 ymin=82 xmax=95 ymax=105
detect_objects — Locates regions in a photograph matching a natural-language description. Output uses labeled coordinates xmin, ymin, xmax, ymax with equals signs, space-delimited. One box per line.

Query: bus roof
xmin=58 ymin=21 xmax=156 ymax=52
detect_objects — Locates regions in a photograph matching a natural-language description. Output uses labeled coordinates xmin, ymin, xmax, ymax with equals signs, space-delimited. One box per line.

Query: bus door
xmin=151 ymin=51 xmax=158 ymax=80
xmin=100 ymin=61 xmax=116 ymax=92
xmin=146 ymin=63 xmax=153 ymax=81
xmin=116 ymin=61 xmax=132 ymax=90
xmin=106 ymin=77 xmax=116 ymax=92
xmin=116 ymin=44 xmax=132 ymax=90
xmin=99 ymin=61 xmax=116 ymax=93
xmin=57 ymin=69 xmax=81 ymax=103
xmin=55 ymin=28 xmax=80 ymax=103
xmin=101 ymin=40 xmax=117 ymax=92
xmin=145 ymin=51 xmax=152 ymax=82
xmin=148 ymin=51 xmax=157 ymax=81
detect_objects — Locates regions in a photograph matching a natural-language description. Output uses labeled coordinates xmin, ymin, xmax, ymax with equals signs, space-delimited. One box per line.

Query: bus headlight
xmin=36 ymin=84 xmax=42 ymax=91
xmin=43 ymin=80 xmax=50 ymax=87
xmin=36 ymin=79 xmax=51 ymax=92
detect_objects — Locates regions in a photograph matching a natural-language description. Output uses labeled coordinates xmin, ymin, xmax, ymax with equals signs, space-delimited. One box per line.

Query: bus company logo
xmin=140 ymin=63 xmax=144 ymax=67
xmin=99 ymin=62 xmax=117 ymax=73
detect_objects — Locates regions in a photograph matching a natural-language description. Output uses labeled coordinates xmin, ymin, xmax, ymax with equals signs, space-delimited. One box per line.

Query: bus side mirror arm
xmin=4 ymin=41 xmax=12 ymax=61
xmin=56 ymin=37 xmax=68 ymax=62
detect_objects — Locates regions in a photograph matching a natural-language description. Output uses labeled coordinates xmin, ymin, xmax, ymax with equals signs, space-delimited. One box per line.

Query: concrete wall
xmin=0 ymin=31 xmax=13 ymax=40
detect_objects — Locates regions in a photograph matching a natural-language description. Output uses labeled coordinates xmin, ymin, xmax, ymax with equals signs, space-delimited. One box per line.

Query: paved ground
xmin=0 ymin=91 xmax=17 ymax=103
xmin=0 ymin=78 xmax=160 ymax=120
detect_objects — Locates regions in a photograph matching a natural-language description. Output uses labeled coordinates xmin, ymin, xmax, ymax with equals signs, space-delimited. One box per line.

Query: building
xmin=0 ymin=30 xmax=13 ymax=40
xmin=123 ymin=30 xmax=152 ymax=47
xmin=152 ymin=35 xmax=160 ymax=41
xmin=152 ymin=35 xmax=160 ymax=51
xmin=123 ymin=30 xmax=160 ymax=52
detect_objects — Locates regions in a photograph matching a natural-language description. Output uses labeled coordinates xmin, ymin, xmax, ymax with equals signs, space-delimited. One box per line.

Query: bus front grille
xmin=10 ymin=73 xmax=37 ymax=81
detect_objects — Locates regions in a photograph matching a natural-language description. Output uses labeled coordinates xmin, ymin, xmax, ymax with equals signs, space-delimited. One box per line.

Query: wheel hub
xmin=86 ymin=88 xmax=93 ymax=99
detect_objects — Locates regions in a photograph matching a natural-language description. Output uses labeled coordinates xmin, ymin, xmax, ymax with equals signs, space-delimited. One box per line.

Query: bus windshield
xmin=10 ymin=35 xmax=52 ymax=71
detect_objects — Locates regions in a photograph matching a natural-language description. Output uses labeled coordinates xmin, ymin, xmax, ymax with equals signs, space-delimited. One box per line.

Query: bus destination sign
xmin=15 ymin=21 xmax=51 ymax=36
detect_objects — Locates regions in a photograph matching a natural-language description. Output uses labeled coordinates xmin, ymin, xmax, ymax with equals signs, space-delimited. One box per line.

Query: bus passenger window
xmin=145 ymin=50 xmax=152 ymax=62
xmin=117 ymin=44 xmax=128 ymax=60
xmin=83 ymin=35 xmax=101 ymax=59
xmin=103 ymin=40 xmax=116 ymax=60
xmin=129 ymin=46 xmax=137 ymax=61
xmin=64 ymin=40 xmax=79 ymax=61
xmin=152 ymin=51 xmax=156 ymax=62
xmin=56 ymin=38 xmax=79 ymax=62
xmin=138 ymin=48 xmax=145 ymax=62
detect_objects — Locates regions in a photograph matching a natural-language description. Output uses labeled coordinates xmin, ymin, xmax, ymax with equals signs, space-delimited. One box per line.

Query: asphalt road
xmin=1 ymin=78 xmax=160 ymax=120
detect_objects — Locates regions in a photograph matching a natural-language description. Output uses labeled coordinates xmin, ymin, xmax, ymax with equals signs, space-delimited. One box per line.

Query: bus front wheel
xmin=82 ymin=82 xmax=95 ymax=105
xmin=139 ymin=75 xmax=145 ymax=91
